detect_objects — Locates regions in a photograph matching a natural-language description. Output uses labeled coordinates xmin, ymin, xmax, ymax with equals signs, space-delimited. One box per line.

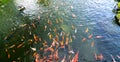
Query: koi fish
xmin=71 ymin=51 xmax=79 ymax=62
xmin=56 ymin=19 xmax=59 ymax=23
xmin=53 ymin=28 xmax=57 ymax=32
xmin=60 ymin=41 xmax=65 ymax=48
xmin=110 ymin=55 xmax=116 ymax=62
xmin=59 ymin=18 xmax=63 ymax=23
xmin=70 ymin=36 xmax=72 ymax=43
xmin=65 ymin=36 xmax=69 ymax=45
xmin=17 ymin=42 xmax=24 ymax=48
xmin=117 ymin=55 xmax=120 ymax=59
xmin=12 ymin=50 xmax=15 ymax=53
xmin=44 ymin=25 xmax=47 ymax=31
xmin=5 ymin=49 xmax=8 ymax=52
xmin=9 ymin=44 xmax=16 ymax=49
xmin=8 ymin=53 xmax=10 ymax=58
xmin=48 ymin=34 xmax=52 ymax=40
xmin=48 ymin=19 xmax=52 ymax=25
xmin=53 ymin=50 xmax=59 ymax=60
xmin=68 ymin=50 xmax=75 ymax=54
xmin=61 ymin=56 xmax=66 ymax=62
xmin=72 ymin=35 xmax=76 ymax=39
xmin=62 ymin=35 xmax=64 ymax=41
xmin=19 ymin=24 xmax=27 ymax=27
xmin=70 ymin=6 xmax=73 ymax=9
xmin=31 ymin=23 xmax=36 ymax=28
xmin=72 ymin=13 xmax=76 ymax=18
xmin=72 ymin=25 xmax=75 ymax=30
xmin=32 ymin=52 xmax=37 ymax=57
xmin=88 ymin=34 xmax=93 ymax=39
xmin=75 ymin=29 xmax=77 ymax=33
xmin=91 ymin=41 xmax=94 ymax=47
xmin=96 ymin=36 xmax=103 ymax=38
xmin=37 ymin=16 xmax=40 ymax=19
xmin=33 ymin=34 xmax=39 ymax=41
xmin=82 ymin=38 xmax=86 ymax=42
xmin=94 ymin=53 xmax=103 ymax=61
xmin=85 ymin=28 xmax=89 ymax=33
xmin=30 ymin=47 xmax=36 ymax=51
xmin=55 ymin=34 xmax=59 ymax=42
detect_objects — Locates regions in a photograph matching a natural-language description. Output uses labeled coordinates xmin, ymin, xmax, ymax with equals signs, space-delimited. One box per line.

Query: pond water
xmin=0 ymin=0 xmax=120 ymax=62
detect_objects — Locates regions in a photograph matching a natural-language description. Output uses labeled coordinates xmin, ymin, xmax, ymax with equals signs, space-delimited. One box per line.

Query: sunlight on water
xmin=14 ymin=0 xmax=40 ymax=15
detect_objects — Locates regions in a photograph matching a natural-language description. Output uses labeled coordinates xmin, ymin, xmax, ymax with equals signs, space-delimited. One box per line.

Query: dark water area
xmin=0 ymin=0 xmax=120 ymax=62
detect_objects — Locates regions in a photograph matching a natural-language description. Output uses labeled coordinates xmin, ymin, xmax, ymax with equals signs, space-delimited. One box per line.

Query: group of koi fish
xmin=31 ymin=16 xmax=80 ymax=62
xmin=2 ymin=2 xmax=119 ymax=62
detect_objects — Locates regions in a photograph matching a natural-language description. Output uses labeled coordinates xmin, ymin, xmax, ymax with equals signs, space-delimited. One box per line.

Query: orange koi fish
xmin=60 ymin=41 xmax=65 ymax=48
xmin=53 ymin=50 xmax=59 ymax=60
xmin=12 ymin=50 xmax=15 ymax=53
xmin=31 ymin=23 xmax=36 ymax=28
xmin=9 ymin=44 xmax=16 ymax=49
xmin=33 ymin=34 xmax=39 ymax=41
xmin=8 ymin=53 xmax=10 ymax=58
xmin=88 ymin=34 xmax=93 ymax=39
xmin=91 ymin=41 xmax=94 ymax=47
xmin=55 ymin=34 xmax=59 ymax=42
xmin=82 ymin=38 xmax=86 ymax=42
xmin=17 ymin=42 xmax=24 ymax=48
xmin=71 ymin=51 xmax=79 ymax=62
xmin=65 ymin=36 xmax=69 ymax=45
xmin=62 ymin=35 xmax=64 ymax=41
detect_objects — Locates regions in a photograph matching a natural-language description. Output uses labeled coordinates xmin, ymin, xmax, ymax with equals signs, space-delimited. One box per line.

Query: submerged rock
xmin=115 ymin=15 xmax=120 ymax=25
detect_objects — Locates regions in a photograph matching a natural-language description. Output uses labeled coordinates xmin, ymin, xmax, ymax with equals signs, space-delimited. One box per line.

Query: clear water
xmin=1 ymin=0 xmax=120 ymax=62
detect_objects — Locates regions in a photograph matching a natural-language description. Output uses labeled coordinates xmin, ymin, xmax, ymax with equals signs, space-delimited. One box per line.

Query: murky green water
xmin=0 ymin=0 xmax=120 ymax=62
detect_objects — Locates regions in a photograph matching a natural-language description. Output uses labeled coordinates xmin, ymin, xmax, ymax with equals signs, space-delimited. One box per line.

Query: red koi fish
xmin=94 ymin=53 xmax=103 ymax=61
xmin=54 ymin=50 xmax=59 ymax=61
xmin=71 ymin=51 xmax=79 ymax=62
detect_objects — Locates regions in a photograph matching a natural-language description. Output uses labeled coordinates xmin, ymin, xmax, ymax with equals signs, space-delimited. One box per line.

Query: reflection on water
xmin=14 ymin=0 xmax=40 ymax=15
